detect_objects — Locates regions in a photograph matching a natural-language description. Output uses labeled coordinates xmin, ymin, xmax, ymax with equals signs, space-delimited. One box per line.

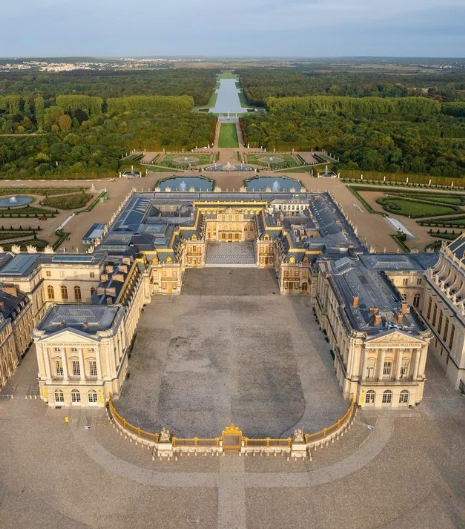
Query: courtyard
xmin=115 ymin=268 xmax=347 ymax=438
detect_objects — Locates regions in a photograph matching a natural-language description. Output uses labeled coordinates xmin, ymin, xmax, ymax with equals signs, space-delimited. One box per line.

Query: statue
xmin=159 ymin=427 xmax=171 ymax=443
xmin=293 ymin=428 xmax=305 ymax=443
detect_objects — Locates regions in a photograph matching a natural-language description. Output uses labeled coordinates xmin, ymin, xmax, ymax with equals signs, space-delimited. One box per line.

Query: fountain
xmin=0 ymin=195 xmax=34 ymax=208
xmin=179 ymin=180 xmax=187 ymax=192
xmin=224 ymin=162 xmax=234 ymax=171
xmin=272 ymin=180 xmax=281 ymax=192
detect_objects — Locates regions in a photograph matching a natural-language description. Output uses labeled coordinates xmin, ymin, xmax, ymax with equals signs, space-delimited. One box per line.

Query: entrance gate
xmin=222 ymin=424 xmax=242 ymax=452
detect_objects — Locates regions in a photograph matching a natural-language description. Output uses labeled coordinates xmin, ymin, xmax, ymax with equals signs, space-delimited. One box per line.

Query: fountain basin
xmin=205 ymin=165 xmax=253 ymax=172
xmin=157 ymin=177 xmax=214 ymax=192
xmin=0 ymin=196 xmax=34 ymax=208
xmin=245 ymin=177 xmax=302 ymax=192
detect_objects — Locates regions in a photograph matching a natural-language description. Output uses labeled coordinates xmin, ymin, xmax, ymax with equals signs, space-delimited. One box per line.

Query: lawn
xmin=218 ymin=124 xmax=239 ymax=148
xmin=246 ymin=153 xmax=298 ymax=169
xmin=218 ymin=72 xmax=237 ymax=79
xmin=376 ymin=197 xmax=459 ymax=218
xmin=0 ymin=187 xmax=88 ymax=197
xmin=43 ymin=193 xmax=92 ymax=210
xmin=0 ymin=231 xmax=35 ymax=241
xmin=341 ymin=169 xmax=463 ymax=187
xmin=160 ymin=153 xmax=212 ymax=167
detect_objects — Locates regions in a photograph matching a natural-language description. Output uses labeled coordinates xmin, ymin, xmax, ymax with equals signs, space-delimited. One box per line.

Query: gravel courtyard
xmin=115 ymin=268 xmax=347 ymax=438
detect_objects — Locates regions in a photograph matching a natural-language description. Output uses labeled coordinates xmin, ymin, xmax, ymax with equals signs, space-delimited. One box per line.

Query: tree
xmin=58 ymin=115 xmax=72 ymax=132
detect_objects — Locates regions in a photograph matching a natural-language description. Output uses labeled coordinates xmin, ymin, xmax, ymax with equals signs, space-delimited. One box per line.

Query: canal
xmin=210 ymin=77 xmax=247 ymax=115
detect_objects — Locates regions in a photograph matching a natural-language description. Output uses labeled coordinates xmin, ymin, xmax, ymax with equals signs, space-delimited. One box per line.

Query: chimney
xmin=105 ymin=265 xmax=114 ymax=274
xmin=60 ymin=321 xmax=66 ymax=328
xmin=82 ymin=321 xmax=89 ymax=330
xmin=106 ymin=297 xmax=113 ymax=305
xmin=0 ymin=301 xmax=5 ymax=311
xmin=100 ymin=273 xmax=108 ymax=282
xmin=352 ymin=295 xmax=359 ymax=308
xmin=374 ymin=313 xmax=381 ymax=326
xmin=401 ymin=302 xmax=408 ymax=314
xmin=396 ymin=312 xmax=404 ymax=325
xmin=369 ymin=307 xmax=378 ymax=314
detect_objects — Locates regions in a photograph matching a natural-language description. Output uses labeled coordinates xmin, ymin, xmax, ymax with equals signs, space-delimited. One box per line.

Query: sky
xmin=1 ymin=0 xmax=465 ymax=58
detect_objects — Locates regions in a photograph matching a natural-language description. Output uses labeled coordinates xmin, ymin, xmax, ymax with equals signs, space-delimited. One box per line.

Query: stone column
xmin=79 ymin=348 xmax=85 ymax=381
xmin=378 ymin=349 xmax=386 ymax=380
xmin=95 ymin=347 xmax=103 ymax=381
xmin=413 ymin=350 xmax=421 ymax=379
xmin=396 ymin=350 xmax=403 ymax=380
xmin=61 ymin=349 xmax=69 ymax=381
xmin=360 ymin=349 xmax=367 ymax=380
xmin=43 ymin=348 xmax=52 ymax=382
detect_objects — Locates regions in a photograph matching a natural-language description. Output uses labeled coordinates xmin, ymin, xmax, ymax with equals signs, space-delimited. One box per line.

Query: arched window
xmin=47 ymin=285 xmax=55 ymax=300
xmin=382 ymin=390 xmax=392 ymax=404
xmin=399 ymin=390 xmax=409 ymax=404
xmin=74 ymin=286 xmax=82 ymax=301
xmin=54 ymin=389 xmax=64 ymax=403
xmin=61 ymin=285 xmax=68 ymax=301
xmin=366 ymin=390 xmax=376 ymax=404
xmin=71 ymin=389 xmax=81 ymax=403
xmin=88 ymin=390 xmax=98 ymax=404
xmin=413 ymin=293 xmax=420 ymax=308
xmin=90 ymin=287 xmax=96 ymax=296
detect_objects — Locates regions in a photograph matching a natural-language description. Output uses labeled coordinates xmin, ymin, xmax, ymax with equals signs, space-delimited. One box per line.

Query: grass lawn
xmin=277 ymin=167 xmax=312 ymax=173
xmin=0 ymin=231 xmax=35 ymax=241
xmin=43 ymin=193 xmax=92 ymax=210
xmin=0 ymin=187 xmax=88 ymax=197
xmin=218 ymin=124 xmax=239 ymax=148
xmin=218 ymin=72 xmax=237 ymax=79
xmin=1 ymin=238 xmax=48 ymax=251
xmin=0 ymin=205 xmax=56 ymax=217
xmin=376 ymin=197 xmax=459 ymax=218
xmin=246 ymin=153 xmax=298 ymax=168
xmin=160 ymin=153 xmax=212 ymax=167
xmin=341 ymin=169 xmax=462 ymax=187
xmin=238 ymin=92 xmax=249 ymax=108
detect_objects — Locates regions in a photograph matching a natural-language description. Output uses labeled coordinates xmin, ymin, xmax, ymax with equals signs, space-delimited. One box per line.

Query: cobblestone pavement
xmin=116 ymin=268 xmax=347 ymax=438
xmin=2 ymin=273 xmax=465 ymax=527
xmin=2 ymin=349 xmax=465 ymax=528
xmin=205 ymin=242 xmax=255 ymax=266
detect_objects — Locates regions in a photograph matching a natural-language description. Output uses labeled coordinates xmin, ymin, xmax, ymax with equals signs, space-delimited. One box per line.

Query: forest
xmin=241 ymin=95 xmax=465 ymax=177
xmin=0 ymin=71 xmax=217 ymax=179
xmin=237 ymin=68 xmax=465 ymax=106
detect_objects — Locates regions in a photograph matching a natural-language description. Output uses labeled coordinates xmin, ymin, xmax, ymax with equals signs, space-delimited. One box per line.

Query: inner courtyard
xmin=115 ymin=267 xmax=347 ymax=438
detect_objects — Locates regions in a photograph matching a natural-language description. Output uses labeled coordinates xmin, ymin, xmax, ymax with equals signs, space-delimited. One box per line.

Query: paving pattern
xmin=116 ymin=268 xmax=347 ymax=438
xmin=205 ymin=242 xmax=256 ymax=266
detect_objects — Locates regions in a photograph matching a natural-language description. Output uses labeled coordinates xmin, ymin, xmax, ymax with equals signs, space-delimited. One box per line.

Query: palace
xmin=2 ymin=189 xmax=463 ymax=411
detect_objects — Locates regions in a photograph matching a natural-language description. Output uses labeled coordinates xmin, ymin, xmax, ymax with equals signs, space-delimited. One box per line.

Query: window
xmin=47 ymin=285 xmax=55 ymax=300
xmin=90 ymin=287 xmax=96 ymax=296
xmin=400 ymin=362 xmax=409 ymax=378
xmin=383 ymin=362 xmax=392 ymax=377
xmin=382 ymin=390 xmax=392 ymax=404
xmin=443 ymin=319 xmax=449 ymax=342
xmin=432 ymin=304 xmax=438 ymax=327
xmin=46 ymin=270 xmax=51 ymax=277
xmin=54 ymin=389 xmax=64 ymax=403
xmin=88 ymin=390 xmax=98 ymax=404
xmin=89 ymin=360 xmax=97 ymax=377
xmin=449 ymin=325 xmax=456 ymax=349
xmin=366 ymin=390 xmax=375 ymax=404
xmin=90 ymin=272 xmax=95 ymax=278
xmin=71 ymin=389 xmax=81 ymax=403
xmin=403 ymin=278 xmax=408 ymax=286
xmin=399 ymin=390 xmax=409 ymax=404
xmin=59 ymin=270 xmax=64 ymax=278
xmin=427 ymin=298 xmax=432 ymax=319
xmin=366 ymin=365 xmax=375 ymax=379
xmin=72 ymin=360 xmax=80 ymax=377
xmin=55 ymin=359 xmax=63 ymax=377
xmin=61 ymin=286 xmax=68 ymax=301
xmin=417 ymin=278 xmax=422 ymax=285
xmin=413 ymin=294 xmax=420 ymax=308
xmin=74 ymin=286 xmax=82 ymax=301
xmin=438 ymin=311 xmax=443 ymax=334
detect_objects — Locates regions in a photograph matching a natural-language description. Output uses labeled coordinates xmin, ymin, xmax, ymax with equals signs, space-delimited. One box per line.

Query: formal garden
xmin=218 ymin=123 xmax=239 ymax=148
xmin=159 ymin=153 xmax=212 ymax=169
xmin=245 ymin=152 xmax=298 ymax=169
